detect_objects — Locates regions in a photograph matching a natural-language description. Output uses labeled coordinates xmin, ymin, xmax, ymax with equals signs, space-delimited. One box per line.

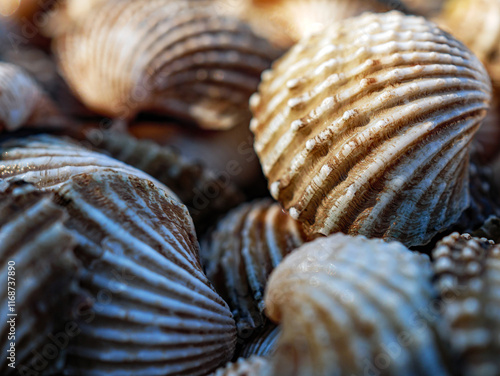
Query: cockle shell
xmin=250 ymin=11 xmax=492 ymax=247
xmin=239 ymin=325 xmax=280 ymax=358
xmin=201 ymin=199 xmax=307 ymax=337
xmin=264 ymin=233 xmax=452 ymax=376
xmin=211 ymin=356 xmax=270 ymax=376
xmin=52 ymin=0 xmax=281 ymax=130
xmin=432 ymin=233 xmax=500 ymax=376
xmin=0 ymin=136 xmax=237 ymax=375
xmin=85 ymin=130 xmax=244 ymax=232
xmin=0 ymin=62 xmax=62 ymax=132
xmin=0 ymin=180 xmax=80 ymax=374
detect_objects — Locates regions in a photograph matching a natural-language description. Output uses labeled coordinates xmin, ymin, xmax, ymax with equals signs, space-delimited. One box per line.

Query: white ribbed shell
xmin=433 ymin=233 xmax=500 ymax=376
xmin=264 ymin=233 xmax=452 ymax=376
xmin=250 ymin=11 xmax=492 ymax=246
xmin=52 ymin=0 xmax=280 ymax=129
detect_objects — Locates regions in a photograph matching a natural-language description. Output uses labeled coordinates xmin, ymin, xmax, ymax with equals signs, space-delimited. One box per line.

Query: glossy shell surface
xmin=250 ymin=11 xmax=492 ymax=246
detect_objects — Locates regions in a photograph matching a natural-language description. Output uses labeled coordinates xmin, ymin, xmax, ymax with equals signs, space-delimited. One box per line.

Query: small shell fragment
xmin=201 ymin=199 xmax=307 ymax=337
xmin=52 ymin=0 xmax=281 ymax=129
xmin=0 ymin=180 xmax=80 ymax=374
xmin=251 ymin=11 xmax=492 ymax=246
xmin=432 ymin=233 xmax=500 ymax=376
xmin=264 ymin=233 xmax=452 ymax=375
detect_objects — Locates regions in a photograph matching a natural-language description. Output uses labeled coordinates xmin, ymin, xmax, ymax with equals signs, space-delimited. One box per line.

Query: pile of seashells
xmin=1 ymin=0 xmax=500 ymax=375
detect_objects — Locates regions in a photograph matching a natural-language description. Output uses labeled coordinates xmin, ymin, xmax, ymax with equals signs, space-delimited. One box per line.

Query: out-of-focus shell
xmin=473 ymin=216 xmax=500 ymax=243
xmin=264 ymin=233 xmax=452 ymax=376
xmin=201 ymin=199 xmax=307 ymax=337
xmin=401 ymin=0 xmax=446 ymax=17
xmin=0 ymin=62 xmax=63 ymax=131
xmin=239 ymin=325 xmax=280 ymax=358
xmin=85 ymin=130 xmax=244 ymax=232
xmin=0 ymin=180 xmax=80 ymax=374
xmin=471 ymin=93 xmax=500 ymax=163
xmin=432 ymin=233 xmax=500 ymax=376
xmin=250 ymin=11 xmax=492 ymax=247
xmin=52 ymin=0 xmax=281 ymax=129
xmin=0 ymin=136 xmax=238 ymax=375
xmin=438 ymin=0 xmax=500 ymax=89
xmin=211 ymin=356 xmax=270 ymax=376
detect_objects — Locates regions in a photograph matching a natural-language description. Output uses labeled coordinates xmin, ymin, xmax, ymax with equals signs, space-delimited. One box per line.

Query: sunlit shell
xmin=250 ymin=11 xmax=492 ymax=247
xmin=239 ymin=325 xmax=280 ymax=358
xmin=0 ymin=63 xmax=62 ymax=131
xmin=438 ymin=0 xmax=500 ymax=88
xmin=85 ymin=130 xmax=244 ymax=231
xmin=201 ymin=199 xmax=307 ymax=337
xmin=211 ymin=356 xmax=270 ymax=376
xmin=432 ymin=232 xmax=500 ymax=376
xmin=0 ymin=180 xmax=80 ymax=374
xmin=52 ymin=0 xmax=281 ymax=129
xmin=264 ymin=233 xmax=452 ymax=375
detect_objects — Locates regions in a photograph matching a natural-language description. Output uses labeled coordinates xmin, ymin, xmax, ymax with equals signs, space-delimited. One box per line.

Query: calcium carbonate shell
xmin=250 ymin=11 xmax=492 ymax=246
xmin=239 ymin=325 xmax=280 ymax=358
xmin=211 ymin=356 xmax=270 ymax=376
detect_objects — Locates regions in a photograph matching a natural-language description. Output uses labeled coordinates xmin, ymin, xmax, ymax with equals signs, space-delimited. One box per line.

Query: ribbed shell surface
xmin=211 ymin=356 xmax=270 ymax=376
xmin=201 ymin=199 xmax=307 ymax=337
xmin=433 ymin=233 xmax=500 ymax=376
xmin=264 ymin=233 xmax=452 ymax=376
xmin=89 ymin=131 xmax=244 ymax=231
xmin=0 ymin=181 xmax=79 ymax=374
xmin=53 ymin=0 xmax=281 ymax=129
xmin=0 ymin=62 xmax=60 ymax=131
xmin=239 ymin=325 xmax=280 ymax=358
xmin=250 ymin=11 xmax=492 ymax=246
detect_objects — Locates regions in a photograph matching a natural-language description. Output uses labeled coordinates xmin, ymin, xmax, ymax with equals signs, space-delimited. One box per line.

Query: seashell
xmin=438 ymin=0 xmax=500 ymax=89
xmin=250 ymin=11 xmax=492 ymax=247
xmin=211 ymin=356 xmax=270 ymax=376
xmin=54 ymin=169 xmax=237 ymax=375
xmin=264 ymin=233 xmax=452 ymax=375
xmin=470 ymin=92 xmax=500 ymax=163
xmin=473 ymin=216 xmax=500 ymax=243
xmin=432 ymin=232 xmax=500 ymax=376
xmin=239 ymin=325 xmax=280 ymax=358
xmin=401 ymin=0 xmax=446 ymax=17
xmin=0 ymin=180 xmax=81 ymax=374
xmin=0 ymin=62 xmax=63 ymax=132
xmin=52 ymin=0 xmax=281 ymax=130
xmin=201 ymin=198 xmax=307 ymax=337
xmin=85 ymin=130 xmax=244 ymax=232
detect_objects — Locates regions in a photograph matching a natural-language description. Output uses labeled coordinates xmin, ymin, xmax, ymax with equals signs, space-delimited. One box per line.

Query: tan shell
xmin=250 ymin=11 xmax=492 ymax=247
xmin=52 ymin=0 xmax=281 ymax=129
xmin=239 ymin=325 xmax=280 ymax=358
xmin=201 ymin=199 xmax=307 ymax=337
xmin=432 ymin=233 xmax=500 ymax=376
xmin=211 ymin=356 xmax=270 ymax=376
xmin=0 ymin=180 xmax=80 ymax=374
xmin=264 ymin=233 xmax=452 ymax=376
xmin=85 ymin=130 xmax=244 ymax=231
xmin=0 ymin=62 xmax=62 ymax=131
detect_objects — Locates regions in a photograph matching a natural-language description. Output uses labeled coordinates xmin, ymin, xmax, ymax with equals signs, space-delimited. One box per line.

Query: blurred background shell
xmin=201 ymin=199 xmax=308 ymax=337
xmin=250 ymin=11 xmax=492 ymax=247
xmin=0 ymin=62 xmax=64 ymax=132
xmin=211 ymin=356 xmax=270 ymax=376
xmin=432 ymin=233 xmax=500 ymax=376
xmin=0 ymin=180 xmax=80 ymax=375
xmin=51 ymin=0 xmax=282 ymax=130
xmin=239 ymin=324 xmax=280 ymax=358
xmin=264 ymin=233 xmax=452 ymax=375
xmin=401 ymin=0 xmax=446 ymax=17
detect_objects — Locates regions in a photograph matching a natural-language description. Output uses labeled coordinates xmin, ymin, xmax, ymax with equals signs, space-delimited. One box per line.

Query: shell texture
xmin=56 ymin=170 xmax=237 ymax=375
xmin=264 ymin=233 xmax=452 ymax=376
xmin=239 ymin=325 xmax=280 ymax=358
xmin=87 ymin=130 xmax=244 ymax=231
xmin=201 ymin=199 xmax=307 ymax=337
xmin=0 ymin=180 xmax=80 ymax=374
xmin=0 ymin=62 xmax=62 ymax=131
xmin=250 ymin=11 xmax=492 ymax=247
xmin=211 ymin=356 xmax=270 ymax=376
xmin=432 ymin=233 xmax=500 ymax=376
xmin=52 ymin=0 xmax=281 ymax=129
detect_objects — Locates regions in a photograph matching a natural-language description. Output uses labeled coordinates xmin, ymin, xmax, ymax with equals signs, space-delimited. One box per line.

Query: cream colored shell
xmin=201 ymin=199 xmax=307 ymax=337
xmin=211 ymin=356 xmax=270 ymax=376
xmin=264 ymin=233 xmax=452 ymax=375
xmin=52 ymin=0 xmax=281 ymax=129
xmin=433 ymin=232 xmax=500 ymax=376
xmin=250 ymin=11 xmax=492 ymax=246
